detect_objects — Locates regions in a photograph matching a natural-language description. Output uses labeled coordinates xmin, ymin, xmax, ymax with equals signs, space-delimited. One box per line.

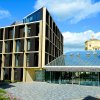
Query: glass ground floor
xmin=45 ymin=71 xmax=100 ymax=86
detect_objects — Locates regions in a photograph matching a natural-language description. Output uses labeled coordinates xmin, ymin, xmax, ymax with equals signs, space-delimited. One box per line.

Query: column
xmin=11 ymin=26 xmax=15 ymax=82
xmin=1 ymin=28 xmax=5 ymax=80
xmin=23 ymin=24 xmax=27 ymax=82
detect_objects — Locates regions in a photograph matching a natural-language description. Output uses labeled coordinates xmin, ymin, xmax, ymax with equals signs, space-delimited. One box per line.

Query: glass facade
xmin=23 ymin=8 xmax=43 ymax=23
xmin=45 ymin=51 xmax=100 ymax=86
xmin=45 ymin=71 xmax=100 ymax=86
xmin=35 ymin=70 xmax=45 ymax=81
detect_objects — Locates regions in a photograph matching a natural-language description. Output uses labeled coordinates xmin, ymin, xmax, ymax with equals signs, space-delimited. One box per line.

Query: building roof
xmin=45 ymin=51 xmax=100 ymax=71
xmin=47 ymin=51 xmax=100 ymax=66
xmin=85 ymin=39 xmax=99 ymax=43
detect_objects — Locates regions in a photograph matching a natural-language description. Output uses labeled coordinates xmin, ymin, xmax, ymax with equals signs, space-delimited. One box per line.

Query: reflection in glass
xmin=16 ymin=40 xmax=20 ymax=52
xmin=45 ymin=71 xmax=100 ymax=86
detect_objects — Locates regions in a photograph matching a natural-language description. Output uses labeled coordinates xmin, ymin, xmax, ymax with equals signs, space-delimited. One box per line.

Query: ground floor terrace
xmin=1 ymin=82 xmax=100 ymax=100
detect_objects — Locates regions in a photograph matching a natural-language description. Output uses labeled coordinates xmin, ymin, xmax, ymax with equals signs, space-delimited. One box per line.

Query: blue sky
xmin=0 ymin=0 xmax=100 ymax=52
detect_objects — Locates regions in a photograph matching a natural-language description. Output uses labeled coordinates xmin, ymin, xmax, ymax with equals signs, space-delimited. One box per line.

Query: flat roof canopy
xmin=45 ymin=66 xmax=100 ymax=72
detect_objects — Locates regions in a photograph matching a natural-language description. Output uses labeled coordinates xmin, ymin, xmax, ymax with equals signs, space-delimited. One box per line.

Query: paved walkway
xmin=1 ymin=82 xmax=100 ymax=100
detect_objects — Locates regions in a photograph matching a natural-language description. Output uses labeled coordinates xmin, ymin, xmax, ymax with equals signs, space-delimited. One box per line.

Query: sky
xmin=0 ymin=0 xmax=100 ymax=53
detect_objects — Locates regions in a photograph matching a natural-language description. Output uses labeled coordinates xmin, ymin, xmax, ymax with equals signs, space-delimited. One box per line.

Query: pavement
xmin=1 ymin=82 xmax=100 ymax=100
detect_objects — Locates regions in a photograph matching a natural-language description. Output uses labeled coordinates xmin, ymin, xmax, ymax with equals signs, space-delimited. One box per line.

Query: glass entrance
xmin=45 ymin=71 xmax=100 ymax=86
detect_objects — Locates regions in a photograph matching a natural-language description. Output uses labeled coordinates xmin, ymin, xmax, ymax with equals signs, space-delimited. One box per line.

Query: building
xmin=44 ymin=51 xmax=100 ymax=86
xmin=0 ymin=7 xmax=63 ymax=82
xmin=44 ymin=37 xmax=100 ymax=86
xmin=85 ymin=38 xmax=100 ymax=50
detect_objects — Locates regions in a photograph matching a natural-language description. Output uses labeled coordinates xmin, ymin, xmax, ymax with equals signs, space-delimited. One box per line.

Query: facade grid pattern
xmin=0 ymin=7 xmax=63 ymax=82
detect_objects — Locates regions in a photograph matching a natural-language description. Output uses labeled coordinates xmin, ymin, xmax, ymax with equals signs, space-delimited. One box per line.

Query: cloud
xmin=62 ymin=30 xmax=100 ymax=52
xmin=34 ymin=0 xmax=100 ymax=23
xmin=0 ymin=9 xmax=11 ymax=19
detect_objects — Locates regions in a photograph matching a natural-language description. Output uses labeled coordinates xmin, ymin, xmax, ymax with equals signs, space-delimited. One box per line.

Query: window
xmin=4 ymin=69 xmax=11 ymax=80
xmin=26 ymin=53 xmax=38 ymax=67
xmin=0 ymin=55 xmax=2 ymax=67
xmin=15 ymin=54 xmax=23 ymax=67
xmin=27 ymin=40 xmax=31 ymax=51
xmin=23 ymin=8 xmax=43 ymax=23
xmin=5 ymin=28 xmax=14 ymax=39
xmin=26 ymin=54 xmax=29 ymax=67
xmin=27 ymin=38 xmax=39 ymax=51
xmin=5 ymin=42 xmax=8 ymax=52
xmin=16 ymin=40 xmax=20 ymax=52
xmin=15 ymin=26 xmax=25 ymax=38
xmin=89 ymin=45 xmax=91 ymax=47
xmin=4 ymin=54 xmax=12 ymax=67
xmin=5 ymin=40 xmax=13 ymax=52
xmin=15 ymin=55 xmax=18 ymax=66
xmin=16 ymin=39 xmax=24 ymax=52
xmin=27 ymin=26 xmax=31 ymax=37
xmin=29 ymin=16 xmax=33 ymax=21
xmin=0 ymin=29 xmax=3 ymax=40
xmin=0 ymin=42 xmax=2 ymax=53
xmin=14 ymin=68 xmax=23 ymax=81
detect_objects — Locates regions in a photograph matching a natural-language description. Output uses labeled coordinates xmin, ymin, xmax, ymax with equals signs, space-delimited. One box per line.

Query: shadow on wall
xmin=0 ymin=80 xmax=15 ymax=89
xmin=83 ymin=96 xmax=100 ymax=100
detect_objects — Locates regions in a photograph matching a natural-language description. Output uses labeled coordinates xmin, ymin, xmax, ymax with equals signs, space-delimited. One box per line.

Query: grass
xmin=0 ymin=81 xmax=18 ymax=100
xmin=0 ymin=88 xmax=6 ymax=94
xmin=0 ymin=88 xmax=10 ymax=100
xmin=0 ymin=88 xmax=17 ymax=100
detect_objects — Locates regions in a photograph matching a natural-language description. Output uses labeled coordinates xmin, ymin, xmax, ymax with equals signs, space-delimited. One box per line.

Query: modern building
xmin=0 ymin=7 xmax=63 ymax=82
xmin=44 ymin=51 xmax=100 ymax=86
xmin=44 ymin=38 xmax=100 ymax=86
xmin=85 ymin=38 xmax=100 ymax=50
xmin=1 ymin=7 xmax=99 ymax=86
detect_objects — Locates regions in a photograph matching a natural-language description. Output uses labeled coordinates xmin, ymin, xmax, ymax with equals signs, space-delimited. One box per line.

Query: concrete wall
xmin=25 ymin=69 xmax=35 ymax=82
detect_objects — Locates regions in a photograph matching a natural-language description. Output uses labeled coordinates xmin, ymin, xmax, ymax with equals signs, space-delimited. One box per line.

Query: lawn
xmin=0 ymin=80 xmax=18 ymax=100
xmin=0 ymin=88 xmax=11 ymax=100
